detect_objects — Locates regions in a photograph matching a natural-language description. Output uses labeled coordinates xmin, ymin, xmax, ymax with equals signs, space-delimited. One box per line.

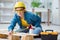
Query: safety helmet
xmin=14 ymin=2 xmax=26 ymax=9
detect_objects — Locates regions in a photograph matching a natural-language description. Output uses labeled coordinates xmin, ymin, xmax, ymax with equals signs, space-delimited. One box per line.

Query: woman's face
xmin=15 ymin=7 xmax=25 ymax=16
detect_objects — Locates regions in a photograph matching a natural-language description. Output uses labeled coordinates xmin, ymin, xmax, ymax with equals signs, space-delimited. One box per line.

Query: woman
xmin=8 ymin=2 xmax=42 ymax=35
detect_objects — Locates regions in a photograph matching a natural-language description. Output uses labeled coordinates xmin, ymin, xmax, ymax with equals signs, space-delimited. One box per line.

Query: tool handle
xmin=45 ymin=30 xmax=53 ymax=32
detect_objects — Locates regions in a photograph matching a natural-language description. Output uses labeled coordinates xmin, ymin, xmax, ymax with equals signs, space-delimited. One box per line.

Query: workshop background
xmin=0 ymin=0 xmax=60 ymax=40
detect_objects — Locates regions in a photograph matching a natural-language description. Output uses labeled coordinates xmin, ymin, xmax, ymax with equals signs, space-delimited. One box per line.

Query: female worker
xmin=8 ymin=2 xmax=42 ymax=35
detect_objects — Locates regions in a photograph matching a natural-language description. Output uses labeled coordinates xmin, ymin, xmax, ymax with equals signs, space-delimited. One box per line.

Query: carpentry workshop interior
xmin=0 ymin=0 xmax=60 ymax=40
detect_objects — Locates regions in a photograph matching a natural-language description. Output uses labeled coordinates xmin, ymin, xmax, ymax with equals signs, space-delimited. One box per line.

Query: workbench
xmin=0 ymin=29 xmax=38 ymax=40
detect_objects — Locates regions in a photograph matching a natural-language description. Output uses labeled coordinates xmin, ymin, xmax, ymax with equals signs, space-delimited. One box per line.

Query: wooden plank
xmin=0 ymin=29 xmax=8 ymax=38
xmin=0 ymin=29 xmax=38 ymax=40
xmin=13 ymin=33 xmax=38 ymax=36
xmin=0 ymin=34 xmax=8 ymax=38
xmin=21 ymin=35 xmax=34 ymax=40
xmin=8 ymin=34 xmax=20 ymax=40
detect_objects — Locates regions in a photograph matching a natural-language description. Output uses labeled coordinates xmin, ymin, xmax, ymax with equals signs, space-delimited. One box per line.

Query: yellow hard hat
xmin=14 ymin=2 xmax=26 ymax=9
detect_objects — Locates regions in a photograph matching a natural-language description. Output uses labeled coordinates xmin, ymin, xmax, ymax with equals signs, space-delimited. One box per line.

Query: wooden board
xmin=0 ymin=34 xmax=8 ymax=38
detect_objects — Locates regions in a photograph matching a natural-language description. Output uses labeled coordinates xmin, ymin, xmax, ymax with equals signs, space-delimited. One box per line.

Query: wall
xmin=51 ymin=0 xmax=60 ymax=25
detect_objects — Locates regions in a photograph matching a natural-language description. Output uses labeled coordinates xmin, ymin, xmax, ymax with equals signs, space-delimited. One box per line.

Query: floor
xmin=0 ymin=23 xmax=60 ymax=40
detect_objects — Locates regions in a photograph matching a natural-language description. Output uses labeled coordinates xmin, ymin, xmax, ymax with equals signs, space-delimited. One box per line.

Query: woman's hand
xmin=17 ymin=11 xmax=24 ymax=19
xmin=8 ymin=31 xmax=13 ymax=40
xmin=8 ymin=31 xmax=13 ymax=35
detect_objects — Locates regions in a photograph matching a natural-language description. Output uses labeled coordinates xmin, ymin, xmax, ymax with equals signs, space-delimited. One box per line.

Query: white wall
xmin=51 ymin=0 xmax=60 ymax=25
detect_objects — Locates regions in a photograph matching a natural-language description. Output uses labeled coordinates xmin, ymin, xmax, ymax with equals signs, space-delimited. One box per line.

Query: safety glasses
xmin=15 ymin=7 xmax=25 ymax=11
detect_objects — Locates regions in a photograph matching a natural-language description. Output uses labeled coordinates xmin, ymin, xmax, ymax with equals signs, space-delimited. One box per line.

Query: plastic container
xmin=40 ymin=30 xmax=58 ymax=40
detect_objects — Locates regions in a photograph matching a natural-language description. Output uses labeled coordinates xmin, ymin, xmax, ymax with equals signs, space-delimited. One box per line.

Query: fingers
xmin=8 ymin=31 xmax=13 ymax=35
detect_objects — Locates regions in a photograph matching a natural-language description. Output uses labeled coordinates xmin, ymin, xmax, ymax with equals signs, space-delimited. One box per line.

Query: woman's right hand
xmin=8 ymin=31 xmax=13 ymax=40
xmin=8 ymin=31 xmax=13 ymax=35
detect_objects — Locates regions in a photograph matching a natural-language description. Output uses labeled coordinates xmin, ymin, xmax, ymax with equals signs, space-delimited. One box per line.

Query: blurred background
xmin=0 ymin=0 xmax=60 ymax=25
xmin=0 ymin=0 xmax=60 ymax=40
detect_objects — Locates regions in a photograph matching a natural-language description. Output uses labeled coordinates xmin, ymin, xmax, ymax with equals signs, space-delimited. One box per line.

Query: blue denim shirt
xmin=8 ymin=11 xmax=42 ymax=31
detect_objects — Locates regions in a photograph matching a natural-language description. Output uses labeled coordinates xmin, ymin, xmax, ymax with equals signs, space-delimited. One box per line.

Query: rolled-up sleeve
xmin=8 ymin=14 xmax=17 ymax=31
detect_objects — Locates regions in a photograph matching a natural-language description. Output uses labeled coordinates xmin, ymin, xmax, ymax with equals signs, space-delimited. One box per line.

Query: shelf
xmin=0 ymin=2 xmax=14 ymax=9
xmin=0 ymin=15 xmax=13 ymax=16
xmin=0 ymin=7 xmax=13 ymax=10
xmin=0 ymin=0 xmax=15 ymax=2
xmin=27 ymin=8 xmax=48 ymax=12
xmin=0 ymin=21 xmax=10 ymax=23
xmin=0 ymin=0 xmax=16 ymax=23
xmin=0 ymin=16 xmax=13 ymax=21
